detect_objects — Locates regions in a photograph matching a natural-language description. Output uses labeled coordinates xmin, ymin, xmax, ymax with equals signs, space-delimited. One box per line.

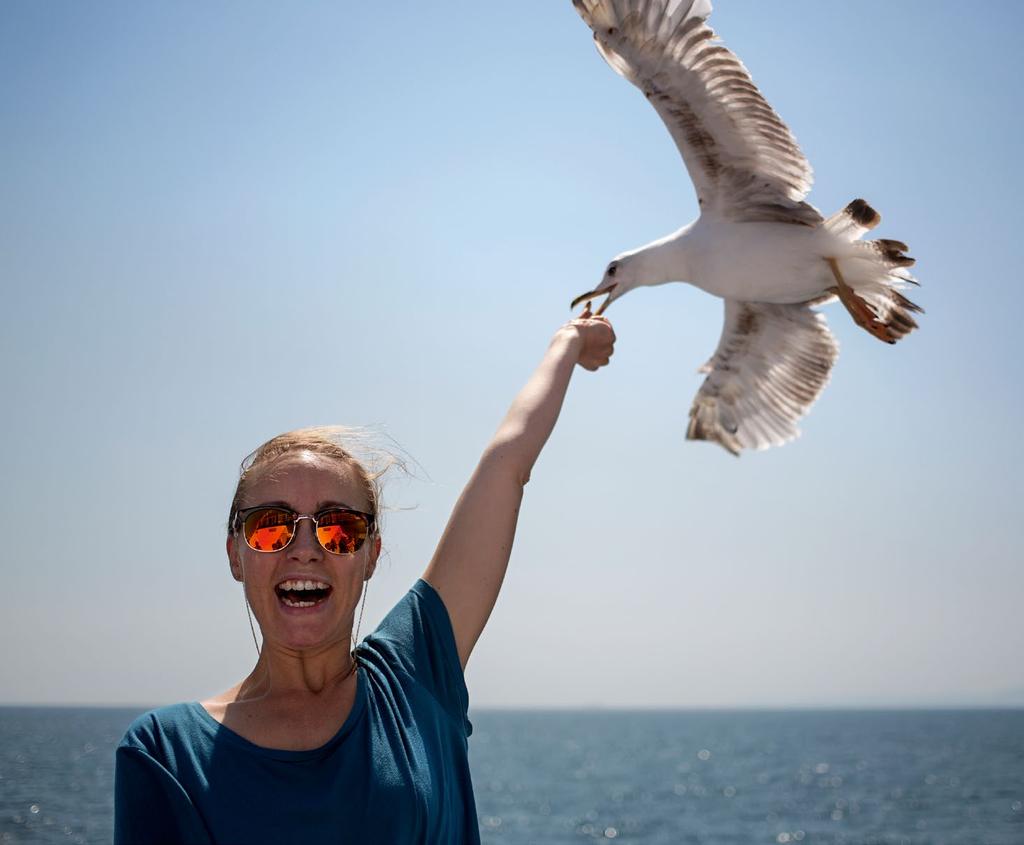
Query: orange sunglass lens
xmin=316 ymin=511 xmax=367 ymax=554
xmin=243 ymin=509 xmax=295 ymax=552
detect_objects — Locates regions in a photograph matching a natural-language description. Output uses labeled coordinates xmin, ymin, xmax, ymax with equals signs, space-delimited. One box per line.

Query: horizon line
xmin=2 ymin=701 xmax=1022 ymax=711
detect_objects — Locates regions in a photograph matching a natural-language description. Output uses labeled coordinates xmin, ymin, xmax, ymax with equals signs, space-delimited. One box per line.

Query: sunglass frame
xmin=233 ymin=505 xmax=376 ymax=555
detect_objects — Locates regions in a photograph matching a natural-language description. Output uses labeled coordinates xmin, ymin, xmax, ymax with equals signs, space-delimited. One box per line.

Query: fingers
xmin=573 ymin=315 xmax=615 ymax=337
xmin=563 ymin=308 xmax=617 ymax=372
xmin=586 ymin=320 xmax=616 ymax=347
xmin=579 ymin=344 xmax=614 ymax=371
xmin=583 ymin=357 xmax=610 ymax=371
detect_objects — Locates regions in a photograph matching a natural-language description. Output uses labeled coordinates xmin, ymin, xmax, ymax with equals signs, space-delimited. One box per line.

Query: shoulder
xmin=378 ymin=578 xmax=450 ymax=632
xmin=358 ymin=578 xmax=472 ymax=737
xmin=118 ymin=702 xmax=204 ymax=757
xmin=361 ymin=579 xmax=451 ymax=659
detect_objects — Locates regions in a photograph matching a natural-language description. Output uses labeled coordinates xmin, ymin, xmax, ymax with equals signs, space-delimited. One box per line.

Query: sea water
xmin=1 ymin=707 xmax=1021 ymax=844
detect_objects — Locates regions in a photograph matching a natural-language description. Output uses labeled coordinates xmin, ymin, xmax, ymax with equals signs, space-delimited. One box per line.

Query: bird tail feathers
xmin=825 ymin=199 xmax=923 ymax=344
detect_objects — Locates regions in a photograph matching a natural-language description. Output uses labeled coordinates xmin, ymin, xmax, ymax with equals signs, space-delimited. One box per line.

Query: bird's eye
xmin=607 ymin=264 xmax=618 ymax=277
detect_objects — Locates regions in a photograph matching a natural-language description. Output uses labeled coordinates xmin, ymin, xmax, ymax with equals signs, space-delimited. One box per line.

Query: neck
xmin=240 ymin=634 xmax=357 ymax=701
xmin=629 ymin=224 xmax=695 ymax=288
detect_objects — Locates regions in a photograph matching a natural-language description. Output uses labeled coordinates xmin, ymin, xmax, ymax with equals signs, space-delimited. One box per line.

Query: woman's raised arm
xmin=422 ymin=310 xmax=616 ymax=668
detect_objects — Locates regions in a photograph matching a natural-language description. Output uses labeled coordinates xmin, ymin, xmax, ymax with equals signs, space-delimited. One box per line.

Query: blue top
xmin=114 ymin=579 xmax=478 ymax=844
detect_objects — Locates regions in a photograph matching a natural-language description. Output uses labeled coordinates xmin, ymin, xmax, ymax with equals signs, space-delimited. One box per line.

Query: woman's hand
xmin=559 ymin=302 xmax=617 ymax=371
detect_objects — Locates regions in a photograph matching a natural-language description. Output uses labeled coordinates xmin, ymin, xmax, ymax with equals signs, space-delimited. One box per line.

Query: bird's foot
xmin=826 ymin=258 xmax=896 ymax=344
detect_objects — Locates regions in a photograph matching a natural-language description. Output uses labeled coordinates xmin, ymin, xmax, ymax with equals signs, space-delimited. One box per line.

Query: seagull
xmin=570 ymin=0 xmax=923 ymax=455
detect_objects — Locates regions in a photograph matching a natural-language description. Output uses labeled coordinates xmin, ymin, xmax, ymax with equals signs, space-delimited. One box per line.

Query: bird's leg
xmin=826 ymin=257 xmax=895 ymax=344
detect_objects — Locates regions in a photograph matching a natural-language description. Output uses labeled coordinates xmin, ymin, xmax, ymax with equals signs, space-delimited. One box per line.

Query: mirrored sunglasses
xmin=234 ymin=506 xmax=375 ymax=555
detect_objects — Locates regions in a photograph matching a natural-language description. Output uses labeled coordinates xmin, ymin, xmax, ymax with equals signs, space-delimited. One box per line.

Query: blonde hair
xmin=227 ymin=425 xmax=410 ymax=538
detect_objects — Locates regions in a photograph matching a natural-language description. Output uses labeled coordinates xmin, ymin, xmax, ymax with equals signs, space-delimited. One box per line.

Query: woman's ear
xmin=226 ymin=536 xmax=243 ymax=582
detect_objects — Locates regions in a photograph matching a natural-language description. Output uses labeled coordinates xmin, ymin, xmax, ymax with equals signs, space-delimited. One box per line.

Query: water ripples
xmin=1 ymin=707 xmax=1022 ymax=843
xmin=469 ymin=709 xmax=1024 ymax=844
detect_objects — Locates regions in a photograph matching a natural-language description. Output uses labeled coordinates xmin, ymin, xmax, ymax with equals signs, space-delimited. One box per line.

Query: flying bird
xmin=570 ymin=0 xmax=923 ymax=455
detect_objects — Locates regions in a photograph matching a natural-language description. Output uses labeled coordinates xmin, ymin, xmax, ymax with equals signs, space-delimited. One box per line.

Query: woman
xmin=114 ymin=308 xmax=616 ymax=844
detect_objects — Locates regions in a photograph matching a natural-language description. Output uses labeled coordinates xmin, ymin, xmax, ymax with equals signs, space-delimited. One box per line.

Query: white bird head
xmin=570 ymin=251 xmax=642 ymax=316
xmin=571 ymin=235 xmax=687 ymax=315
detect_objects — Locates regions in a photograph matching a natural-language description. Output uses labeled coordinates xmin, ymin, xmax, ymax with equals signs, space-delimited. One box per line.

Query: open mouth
xmin=274 ymin=579 xmax=333 ymax=609
xmin=570 ymin=283 xmax=616 ymax=314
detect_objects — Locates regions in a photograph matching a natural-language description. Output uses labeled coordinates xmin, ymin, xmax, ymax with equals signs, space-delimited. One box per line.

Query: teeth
xmin=281 ymin=596 xmax=318 ymax=608
xmin=277 ymin=579 xmax=330 ymax=591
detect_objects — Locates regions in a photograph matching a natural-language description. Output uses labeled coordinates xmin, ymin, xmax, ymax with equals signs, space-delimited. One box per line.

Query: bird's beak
xmin=570 ymin=283 xmax=617 ymax=316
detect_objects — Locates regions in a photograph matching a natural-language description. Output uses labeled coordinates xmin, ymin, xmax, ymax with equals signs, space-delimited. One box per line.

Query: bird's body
xmin=570 ymin=0 xmax=923 ymax=455
xmin=656 ymin=218 xmax=848 ymax=304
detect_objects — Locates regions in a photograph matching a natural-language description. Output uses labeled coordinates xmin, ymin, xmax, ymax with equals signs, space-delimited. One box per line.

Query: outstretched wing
xmin=573 ymin=0 xmax=820 ymax=226
xmin=687 ymin=300 xmax=839 ymax=454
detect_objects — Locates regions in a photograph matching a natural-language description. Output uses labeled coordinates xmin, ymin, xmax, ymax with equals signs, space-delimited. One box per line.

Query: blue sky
xmin=2 ymin=1 xmax=1022 ymax=707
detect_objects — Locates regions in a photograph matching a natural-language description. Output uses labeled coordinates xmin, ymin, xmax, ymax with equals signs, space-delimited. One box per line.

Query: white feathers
xmin=687 ymin=302 xmax=839 ymax=455
xmin=574 ymin=0 xmax=818 ymax=226
xmin=571 ymin=1 xmax=921 ymax=454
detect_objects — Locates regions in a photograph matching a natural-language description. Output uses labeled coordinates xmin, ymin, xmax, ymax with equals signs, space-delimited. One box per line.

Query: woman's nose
xmin=287 ymin=517 xmax=323 ymax=561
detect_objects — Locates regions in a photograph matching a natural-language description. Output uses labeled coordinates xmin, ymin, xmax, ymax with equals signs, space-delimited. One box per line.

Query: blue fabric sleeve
xmin=362 ymin=578 xmax=472 ymax=736
xmin=114 ymin=744 xmax=212 ymax=845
